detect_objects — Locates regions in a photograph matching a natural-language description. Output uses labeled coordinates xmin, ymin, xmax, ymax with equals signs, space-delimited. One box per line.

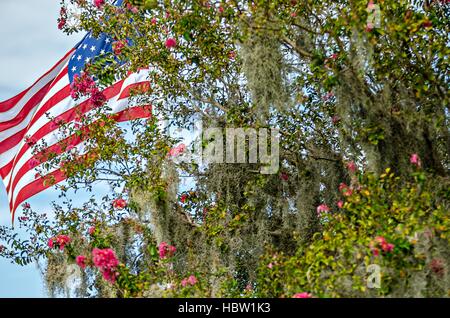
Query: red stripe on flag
xmin=1 ymin=80 xmax=125 ymax=179
xmin=0 ymin=81 xmax=53 ymax=133
xmin=7 ymin=104 xmax=152 ymax=197
xmin=0 ymin=49 xmax=74 ymax=113
xmin=10 ymin=105 xmax=152 ymax=220
xmin=117 ymin=82 xmax=150 ymax=100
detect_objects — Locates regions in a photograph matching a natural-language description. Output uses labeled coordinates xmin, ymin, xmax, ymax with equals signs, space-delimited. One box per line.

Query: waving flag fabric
xmin=0 ymin=30 xmax=151 ymax=220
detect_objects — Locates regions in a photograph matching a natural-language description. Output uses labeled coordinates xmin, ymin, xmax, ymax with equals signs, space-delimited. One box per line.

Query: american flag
xmin=0 ymin=28 xmax=151 ymax=221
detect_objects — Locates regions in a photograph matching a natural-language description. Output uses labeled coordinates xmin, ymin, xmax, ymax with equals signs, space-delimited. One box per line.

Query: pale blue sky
xmin=0 ymin=0 xmax=83 ymax=297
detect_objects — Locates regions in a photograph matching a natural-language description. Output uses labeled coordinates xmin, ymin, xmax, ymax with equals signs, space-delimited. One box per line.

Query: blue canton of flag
xmin=68 ymin=32 xmax=114 ymax=84
xmin=67 ymin=0 xmax=125 ymax=84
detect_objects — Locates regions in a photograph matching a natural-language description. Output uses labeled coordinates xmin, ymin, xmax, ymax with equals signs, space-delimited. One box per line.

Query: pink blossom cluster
xmin=48 ymin=234 xmax=71 ymax=250
xmin=112 ymin=198 xmax=127 ymax=210
xmin=22 ymin=202 xmax=31 ymax=209
xmin=410 ymin=153 xmax=421 ymax=168
xmin=165 ymin=38 xmax=177 ymax=49
xmin=370 ymin=236 xmax=394 ymax=256
xmin=346 ymin=161 xmax=357 ymax=173
xmin=88 ymin=226 xmax=96 ymax=235
xmin=58 ymin=7 xmax=67 ymax=30
xmin=93 ymin=0 xmax=105 ymax=9
xmin=168 ymin=143 xmax=186 ymax=157
xmin=181 ymin=275 xmax=198 ymax=287
xmin=76 ymin=255 xmax=88 ymax=269
xmin=338 ymin=183 xmax=353 ymax=197
xmin=316 ymin=204 xmax=330 ymax=217
xmin=180 ymin=194 xmax=188 ymax=203
xmin=158 ymin=242 xmax=177 ymax=259
xmin=292 ymin=292 xmax=313 ymax=298
xmin=125 ymin=2 xmax=139 ymax=14
xmin=92 ymin=248 xmax=120 ymax=283
xmin=70 ymin=73 xmax=106 ymax=107
xmin=112 ymin=40 xmax=127 ymax=55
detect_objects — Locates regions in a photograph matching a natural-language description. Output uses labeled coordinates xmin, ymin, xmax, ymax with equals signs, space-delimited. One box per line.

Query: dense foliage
xmin=1 ymin=0 xmax=449 ymax=297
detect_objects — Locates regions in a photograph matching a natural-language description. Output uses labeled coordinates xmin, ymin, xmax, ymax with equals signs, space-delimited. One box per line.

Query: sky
xmin=0 ymin=0 xmax=83 ymax=297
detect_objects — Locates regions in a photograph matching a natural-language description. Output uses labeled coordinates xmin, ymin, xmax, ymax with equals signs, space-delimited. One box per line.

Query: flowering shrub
xmin=48 ymin=235 xmax=71 ymax=251
xmin=112 ymin=198 xmax=127 ymax=210
xmin=256 ymin=169 xmax=450 ymax=297
xmin=92 ymin=248 xmax=120 ymax=283
xmin=158 ymin=242 xmax=176 ymax=259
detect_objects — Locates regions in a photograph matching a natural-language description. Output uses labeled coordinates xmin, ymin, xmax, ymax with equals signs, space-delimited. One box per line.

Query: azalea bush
xmin=0 ymin=0 xmax=449 ymax=297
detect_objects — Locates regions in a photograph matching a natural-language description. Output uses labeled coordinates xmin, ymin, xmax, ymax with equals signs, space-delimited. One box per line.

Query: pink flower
xmin=371 ymin=236 xmax=394 ymax=256
xmin=58 ymin=19 xmax=66 ymax=30
xmin=88 ymin=226 xmax=96 ymax=235
xmin=218 ymin=6 xmax=224 ymax=13
xmin=375 ymin=236 xmax=386 ymax=244
xmin=168 ymin=143 xmax=186 ymax=157
xmin=337 ymin=200 xmax=344 ymax=209
xmin=48 ymin=234 xmax=71 ymax=250
xmin=339 ymin=183 xmax=353 ymax=197
xmin=382 ymin=243 xmax=394 ymax=253
xmin=126 ymin=3 xmax=139 ymax=13
xmin=267 ymin=263 xmax=273 ymax=269
xmin=151 ymin=18 xmax=157 ymax=25
xmin=410 ymin=153 xmax=421 ymax=167
xmin=92 ymin=248 xmax=119 ymax=283
xmin=180 ymin=194 xmax=188 ymax=203
xmin=101 ymin=268 xmax=119 ymax=283
xmin=346 ymin=161 xmax=357 ymax=173
xmin=158 ymin=242 xmax=176 ymax=259
xmin=93 ymin=0 xmax=105 ymax=9
xmin=76 ymin=255 xmax=87 ymax=269
xmin=19 ymin=217 xmax=29 ymax=221
xmin=181 ymin=275 xmax=198 ymax=287
xmin=25 ymin=136 xmax=36 ymax=146
xmin=112 ymin=198 xmax=127 ymax=210
xmin=113 ymin=40 xmax=126 ymax=55
xmin=90 ymin=89 xmax=106 ymax=107
xmin=293 ymin=292 xmax=312 ymax=298
xmin=330 ymin=53 xmax=338 ymax=60
xmin=70 ymin=72 xmax=99 ymax=101
xmin=372 ymin=247 xmax=380 ymax=256
xmin=366 ymin=22 xmax=374 ymax=32
xmin=187 ymin=275 xmax=198 ymax=286
xmin=55 ymin=235 xmax=71 ymax=250
xmin=280 ymin=172 xmax=289 ymax=181
xmin=316 ymin=204 xmax=330 ymax=216
xmin=22 ymin=202 xmax=31 ymax=209
xmin=165 ymin=38 xmax=177 ymax=49
xmin=28 ymin=158 xmax=40 ymax=169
